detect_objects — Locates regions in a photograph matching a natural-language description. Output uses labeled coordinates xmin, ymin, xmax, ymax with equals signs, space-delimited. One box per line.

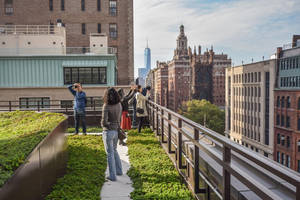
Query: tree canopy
xmin=178 ymin=99 xmax=225 ymax=135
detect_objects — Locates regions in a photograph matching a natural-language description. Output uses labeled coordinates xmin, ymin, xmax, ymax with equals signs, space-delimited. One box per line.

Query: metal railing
xmin=0 ymin=47 xmax=115 ymax=56
xmin=0 ymin=100 xmax=103 ymax=113
xmin=0 ymin=25 xmax=65 ymax=35
xmin=283 ymin=42 xmax=300 ymax=50
xmin=147 ymin=100 xmax=300 ymax=200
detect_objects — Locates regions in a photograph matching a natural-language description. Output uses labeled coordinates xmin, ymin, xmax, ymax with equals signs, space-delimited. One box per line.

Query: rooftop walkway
xmin=100 ymin=141 xmax=133 ymax=200
xmin=72 ymin=133 xmax=134 ymax=200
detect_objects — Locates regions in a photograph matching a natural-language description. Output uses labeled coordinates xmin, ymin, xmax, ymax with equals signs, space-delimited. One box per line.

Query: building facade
xmin=168 ymin=25 xmax=191 ymax=111
xmin=190 ymin=46 xmax=231 ymax=108
xmin=0 ymin=24 xmax=125 ymax=110
xmin=145 ymin=69 xmax=155 ymax=100
xmin=0 ymin=0 xmax=133 ymax=85
xmin=154 ymin=62 xmax=168 ymax=107
xmin=274 ymin=36 xmax=300 ymax=172
xmin=225 ymin=59 xmax=276 ymax=158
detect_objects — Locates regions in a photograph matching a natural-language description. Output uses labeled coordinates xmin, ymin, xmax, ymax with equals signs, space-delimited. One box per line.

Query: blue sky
xmin=134 ymin=0 xmax=300 ymax=77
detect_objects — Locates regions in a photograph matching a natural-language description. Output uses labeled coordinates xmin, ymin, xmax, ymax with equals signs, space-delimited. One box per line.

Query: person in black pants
xmin=135 ymin=85 xmax=150 ymax=133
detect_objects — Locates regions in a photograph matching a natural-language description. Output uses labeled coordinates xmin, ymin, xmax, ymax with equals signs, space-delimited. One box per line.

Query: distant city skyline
xmin=134 ymin=0 xmax=300 ymax=77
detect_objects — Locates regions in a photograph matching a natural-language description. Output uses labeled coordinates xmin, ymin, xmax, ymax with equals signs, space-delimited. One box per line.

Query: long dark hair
xmin=103 ymin=87 xmax=120 ymax=105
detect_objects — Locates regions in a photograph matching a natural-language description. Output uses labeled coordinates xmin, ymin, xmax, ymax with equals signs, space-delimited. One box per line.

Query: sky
xmin=133 ymin=0 xmax=300 ymax=77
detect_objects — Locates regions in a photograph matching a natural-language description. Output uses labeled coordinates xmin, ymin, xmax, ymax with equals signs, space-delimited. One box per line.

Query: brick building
xmin=190 ymin=47 xmax=214 ymax=102
xmin=0 ymin=0 xmax=134 ymax=85
xmin=145 ymin=69 xmax=155 ymax=100
xmin=148 ymin=25 xmax=231 ymax=111
xmin=190 ymin=45 xmax=231 ymax=108
xmin=154 ymin=62 xmax=168 ymax=107
xmin=274 ymin=35 xmax=300 ymax=172
xmin=167 ymin=25 xmax=191 ymax=111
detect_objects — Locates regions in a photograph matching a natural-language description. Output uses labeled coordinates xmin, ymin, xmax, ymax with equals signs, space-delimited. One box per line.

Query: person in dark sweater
xmin=68 ymin=83 xmax=87 ymax=135
xmin=142 ymin=86 xmax=151 ymax=97
xmin=118 ymin=86 xmax=136 ymax=130
xmin=101 ymin=87 xmax=123 ymax=181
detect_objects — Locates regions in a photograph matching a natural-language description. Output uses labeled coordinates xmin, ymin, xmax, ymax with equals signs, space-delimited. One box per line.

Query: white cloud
xmin=134 ymin=0 xmax=300 ymax=76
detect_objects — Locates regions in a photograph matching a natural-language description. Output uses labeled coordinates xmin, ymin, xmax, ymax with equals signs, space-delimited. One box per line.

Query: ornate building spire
xmin=174 ymin=25 xmax=189 ymax=60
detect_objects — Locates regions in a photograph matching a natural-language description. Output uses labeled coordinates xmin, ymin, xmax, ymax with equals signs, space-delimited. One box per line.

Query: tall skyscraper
xmin=144 ymin=41 xmax=151 ymax=71
xmin=138 ymin=41 xmax=152 ymax=86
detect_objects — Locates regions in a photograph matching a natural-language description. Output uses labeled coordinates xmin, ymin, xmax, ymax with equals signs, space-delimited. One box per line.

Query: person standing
xmin=129 ymin=85 xmax=138 ymax=128
xmin=118 ymin=86 xmax=136 ymax=130
xmin=136 ymin=85 xmax=150 ymax=133
xmin=101 ymin=88 xmax=123 ymax=181
xmin=68 ymin=83 xmax=87 ymax=135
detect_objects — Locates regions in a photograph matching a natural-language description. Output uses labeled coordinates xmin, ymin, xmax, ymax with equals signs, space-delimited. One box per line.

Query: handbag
xmin=136 ymin=108 xmax=144 ymax=114
xmin=118 ymin=128 xmax=127 ymax=140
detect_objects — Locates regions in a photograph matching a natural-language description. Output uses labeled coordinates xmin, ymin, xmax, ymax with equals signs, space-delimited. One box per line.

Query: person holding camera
xmin=136 ymin=85 xmax=150 ymax=133
xmin=68 ymin=83 xmax=87 ymax=135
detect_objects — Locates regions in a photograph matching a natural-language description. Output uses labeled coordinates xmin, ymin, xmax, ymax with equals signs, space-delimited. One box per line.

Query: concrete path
xmin=66 ymin=132 xmax=134 ymax=199
xmin=100 ymin=140 xmax=133 ymax=200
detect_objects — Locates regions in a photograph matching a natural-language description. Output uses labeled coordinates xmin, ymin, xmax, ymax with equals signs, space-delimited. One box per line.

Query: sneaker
xmin=105 ymin=176 xmax=116 ymax=181
xmin=83 ymin=133 xmax=87 ymax=136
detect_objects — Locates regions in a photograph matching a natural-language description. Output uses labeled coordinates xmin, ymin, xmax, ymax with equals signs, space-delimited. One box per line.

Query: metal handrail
xmin=147 ymin=100 xmax=300 ymax=200
xmin=0 ymin=25 xmax=64 ymax=35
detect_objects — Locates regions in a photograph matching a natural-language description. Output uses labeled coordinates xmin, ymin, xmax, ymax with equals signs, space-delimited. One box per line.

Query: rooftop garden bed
xmin=0 ymin=111 xmax=66 ymax=187
xmin=45 ymin=135 xmax=106 ymax=200
xmin=127 ymin=128 xmax=193 ymax=200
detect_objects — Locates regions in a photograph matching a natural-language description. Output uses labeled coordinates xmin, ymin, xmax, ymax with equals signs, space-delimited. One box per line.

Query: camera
xmin=74 ymin=85 xmax=78 ymax=89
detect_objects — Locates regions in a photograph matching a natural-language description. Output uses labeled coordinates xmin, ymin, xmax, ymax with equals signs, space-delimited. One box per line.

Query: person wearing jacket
xmin=68 ymin=83 xmax=87 ymax=135
xmin=136 ymin=85 xmax=150 ymax=133
xmin=101 ymin=87 xmax=123 ymax=181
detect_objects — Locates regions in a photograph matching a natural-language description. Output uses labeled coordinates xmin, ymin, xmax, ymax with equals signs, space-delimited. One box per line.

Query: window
xmin=281 ymin=115 xmax=285 ymax=126
xmin=277 ymin=133 xmax=280 ymax=144
xmin=277 ymin=96 xmax=280 ymax=107
xmin=61 ymin=0 xmax=65 ymax=10
xmin=61 ymin=100 xmax=73 ymax=108
xmin=258 ymin=72 xmax=261 ymax=82
xmin=19 ymin=97 xmax=50 ymax=109
xmin=298 ymin=98 xmax=300 ymax=110
xmin=5 ymin=0 xmax=13 ymax=15
xmin=287 ymin=96 xmax=291 ymax=108
xmin=86 ymin=97 xmax=103 ymax=108
xmin=287 ymin=136 xmax=290 ymax=148
xmin=281 ymin=96 xmax=285 ymax=108
xmin=298 ymin=117 xmax=300 ymax=131
xmin=298 ymin=160 xmax=300 ymax=173
xmin=82 ymin=23 xmax=86 ymax=35
xmin=264 ymin=152 xmax=268 ymax=157
xmin=64 ymin=67 xmax=107 ymax=85
xmin=81 ymin=0 xmax=85 ymax=11
xmin=108 ymin=46 xmax=118 ymax=54
xmin=281 ymin=135 xmax=285 ymax=146
xmin=109 ymin=23 xmax=117 ymax=39
xmin=286 ymin=116 xmax=290 ymax=128
xmin=286 ymin=155 xmax=290 ymax=168
xmin=109 ymin=0 xmax=117 ymax=16
xmin=277 ymin=152 xmax=280 ymax=163
xmin=97 ymin=23 xmax=101 ymax=33
xmin=298 ymin=140 xmax=300 ymax=152
xmin=49 ymin=0 xmax=53 ymax=11
xmin=281 ymin=153 xmax=285 ymax=165
xmin=97 ymin=0 xmax=101 ymax=11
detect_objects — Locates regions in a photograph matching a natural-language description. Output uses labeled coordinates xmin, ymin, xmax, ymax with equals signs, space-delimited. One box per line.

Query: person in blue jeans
xmin=68 ymin=83 xmax=87 ymax=135
xmin=101 ymin=87 xmax=123 ymax=181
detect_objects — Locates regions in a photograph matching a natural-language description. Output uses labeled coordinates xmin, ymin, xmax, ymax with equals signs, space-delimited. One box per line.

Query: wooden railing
xmin=147 ymin=100 xmax=300 ymax=200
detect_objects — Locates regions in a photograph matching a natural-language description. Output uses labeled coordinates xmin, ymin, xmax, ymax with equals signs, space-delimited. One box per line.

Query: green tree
xmin=178 ymin=99 xmax=225 ymax=135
